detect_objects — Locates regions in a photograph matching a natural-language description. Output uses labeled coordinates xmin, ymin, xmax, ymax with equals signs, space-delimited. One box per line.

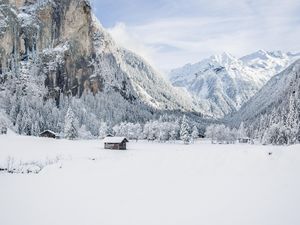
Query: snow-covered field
xmin=1 ymin=133 xmax=300 ymax=225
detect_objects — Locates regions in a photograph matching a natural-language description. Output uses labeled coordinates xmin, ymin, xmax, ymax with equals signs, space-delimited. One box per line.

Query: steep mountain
xmin=227 ymin=60 xmax=300 ymax=144
xmin=0 ymin=0 xmax=200 ymax=135
xmin=169 ymin=51 xmax=300 ymax=118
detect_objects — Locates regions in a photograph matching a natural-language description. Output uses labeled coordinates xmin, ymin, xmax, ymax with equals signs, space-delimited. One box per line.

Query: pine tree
xmin=191 ymin=125 xmax=199 ymax=143
xmin=215 ymin=124 xmax=226 ymax=144
xmin=286 ymin=92 xmax=298 ymax=144
xmin=205 ymin=124 xmax=216 ymax=144
xmin=99 ymin=121 xmax=108 ymax=139
xmin=64 ymin=107 xmax=79 ymax=140
xmin=238 ymin=122 xmax=247 ymax=139
xmin=180 ymin=115 xmax=191 ymax=145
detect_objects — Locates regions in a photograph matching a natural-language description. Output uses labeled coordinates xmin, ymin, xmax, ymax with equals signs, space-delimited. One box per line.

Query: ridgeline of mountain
xmin=169 ymin=51 xmax=300 ymax=118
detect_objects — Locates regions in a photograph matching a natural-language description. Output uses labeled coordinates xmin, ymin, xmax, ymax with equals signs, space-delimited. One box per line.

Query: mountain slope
xmin=169 ymin=51 xmax=300 ymax=118
xmin=229 ymin=59 xmax=300 ymax=124
xmin=227 ymin=59 xmax=300 ymax=143
xmin=97 ymin=37 xmax=195 ymax=111
xmin=86 ymin=17 xmax=196 ymax=112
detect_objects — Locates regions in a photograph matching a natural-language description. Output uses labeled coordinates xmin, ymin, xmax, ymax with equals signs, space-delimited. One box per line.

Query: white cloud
xmin=104 ymin=0 xmax=300 ymax=72
xmin=107 ymin=23 xmax=158 ymax=69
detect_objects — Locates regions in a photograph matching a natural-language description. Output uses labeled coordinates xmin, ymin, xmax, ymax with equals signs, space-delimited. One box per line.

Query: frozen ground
xmin=0 ymin=133 xmax=300 ymax=225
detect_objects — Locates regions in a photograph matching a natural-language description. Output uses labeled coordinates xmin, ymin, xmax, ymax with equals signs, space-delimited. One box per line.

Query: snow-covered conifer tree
xmin=78 ymin=125 xmax=93 ymax=139
xmin=286 ymin=92 xmax=299 ymax=144
xmin=205 ymin=124 xmax=217 ymax=144
xmin=180 ymin=115 xmax=191 ymax=145
xmin=99 ymin=121 xmax=108 ymax=139
xmin=238 ymin=122 xmax=247 ymax=139
xmin=64 ymin=107 xmax=79 ymax=140
xmin=191 ymin=125 xmax=199 ymax=143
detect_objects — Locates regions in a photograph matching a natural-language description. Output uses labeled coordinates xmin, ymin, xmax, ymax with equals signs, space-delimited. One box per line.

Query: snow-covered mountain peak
xmin=169 ymin=51 xmax=300 ymax=118
xmin=210 ymin=52 xmax=237 ymax=65
xmin=287 ymin=51 xmax=300 ymax=57
xmin=268 ymin=50 xmax=285 ymax=58
xmin=240 ymin=49 xmax=277 ymax=63
xmin=240 ymin=50 xmax=296 ymax=67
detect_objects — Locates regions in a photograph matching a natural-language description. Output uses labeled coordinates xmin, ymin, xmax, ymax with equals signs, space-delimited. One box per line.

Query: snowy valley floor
xmin=0 ymin=134 xmax=300 ymax=225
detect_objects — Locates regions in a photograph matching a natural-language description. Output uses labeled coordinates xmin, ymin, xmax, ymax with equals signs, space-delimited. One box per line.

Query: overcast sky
xmin=91 ymin=0 xmax=300 ymax=72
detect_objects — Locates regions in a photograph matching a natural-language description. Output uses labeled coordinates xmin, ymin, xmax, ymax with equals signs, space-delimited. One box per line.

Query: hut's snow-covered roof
xmin=103 ymin=137 xmax=129 ymax=143
xmin=239 ymin=137 xmax=251 ymax=140
xmin=40 ymin=130 xmax=58 ymax=136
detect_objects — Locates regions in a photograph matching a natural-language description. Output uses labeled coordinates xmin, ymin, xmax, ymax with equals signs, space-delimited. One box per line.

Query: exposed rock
xmin=0 ymin=0 xmax=95 ymax=98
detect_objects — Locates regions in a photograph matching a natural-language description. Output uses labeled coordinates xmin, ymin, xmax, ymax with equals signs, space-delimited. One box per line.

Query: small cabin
xmin=0 ymin=126 xmax=7 ymax=135
xmin=39 ymin=130 xmax=58 ymax=139
xmin=239 ymin=137 xmax=251 ymax=144
xmin=103 ymin=137 xmax=129 ymax=150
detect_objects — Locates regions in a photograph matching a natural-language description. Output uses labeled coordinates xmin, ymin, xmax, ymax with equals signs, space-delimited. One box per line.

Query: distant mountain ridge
xmin=169 ymin=50 xmax=300 ymax=118
xmin=229 ymin=59 xmax=300 ymax=123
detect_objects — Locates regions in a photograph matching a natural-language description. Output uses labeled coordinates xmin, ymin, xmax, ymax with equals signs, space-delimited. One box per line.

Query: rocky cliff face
xmin=1 ymin=0 xmax=94 ymax=98
xmin=0 ymin=0 xmax=195 ymax=112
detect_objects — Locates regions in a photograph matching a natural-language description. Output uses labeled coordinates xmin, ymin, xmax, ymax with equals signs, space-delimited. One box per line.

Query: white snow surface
xmin=103 ymin=136 xmax=128 ymax=143
xmin=1 ymin=134 xmax=300 ymax=225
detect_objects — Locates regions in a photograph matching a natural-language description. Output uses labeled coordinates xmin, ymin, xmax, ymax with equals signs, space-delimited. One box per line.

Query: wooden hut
xmin=0 ymin=126 xmax=7 ymax=135
xmin=103 ymin=137 xmax=129 ymax=150
xmin=39 ymin=130 xmax=59 ymax=139
xmin=238 ymin=137 xmax=251 ymax=144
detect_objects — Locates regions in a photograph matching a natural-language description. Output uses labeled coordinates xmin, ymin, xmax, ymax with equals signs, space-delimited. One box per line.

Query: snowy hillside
xmin=89 ymin=17 xmax=196 ymax=112
xmin=1 ymin=135 xmax=300 ymax=225
xmin=227 ymin=60 xmax=300 ymax=144
xmin=169 ymin=51 xmax=300 ymax=118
